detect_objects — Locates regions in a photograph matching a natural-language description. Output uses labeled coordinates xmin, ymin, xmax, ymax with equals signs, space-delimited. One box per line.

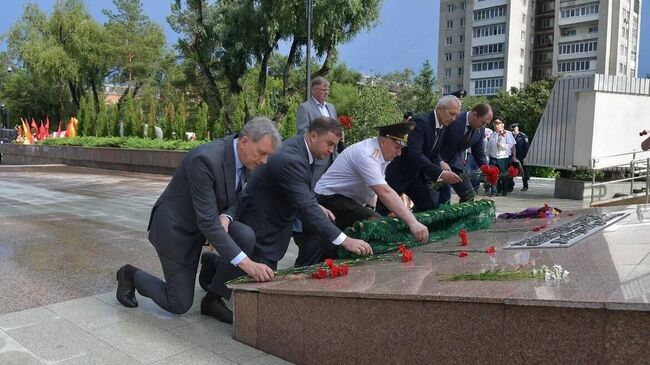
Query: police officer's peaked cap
xmin=376 ymin=121 xmax=416 ymax=147
xmin=509 ymin=123 xmax=519 ymax=129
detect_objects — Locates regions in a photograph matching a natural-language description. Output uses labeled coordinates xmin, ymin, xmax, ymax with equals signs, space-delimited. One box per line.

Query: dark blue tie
xmin=235 ymin=167 xmax=246 ymax=194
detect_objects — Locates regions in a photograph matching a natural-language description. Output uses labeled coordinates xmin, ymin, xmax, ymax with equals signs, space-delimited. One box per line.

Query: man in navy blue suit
xmin=438 ymin=103 xmax=493 ymax=204
xmin=378 ymin=95 xmax=463 ymax=214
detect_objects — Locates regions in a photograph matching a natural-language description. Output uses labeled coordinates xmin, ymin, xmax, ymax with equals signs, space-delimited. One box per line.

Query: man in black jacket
xmin=378 ymin=95 xmax=463 ymax=214
xmin=115 ymin=117 xmax=281 ymax=324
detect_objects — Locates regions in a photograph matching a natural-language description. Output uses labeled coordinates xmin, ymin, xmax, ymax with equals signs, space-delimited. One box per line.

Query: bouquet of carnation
xmin=429 ymin=164 xmax=517 ymax=190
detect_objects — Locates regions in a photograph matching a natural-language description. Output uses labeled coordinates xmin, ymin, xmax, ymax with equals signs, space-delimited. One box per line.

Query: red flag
xmin=56 ymin=120 xmax=62 ymax=137
xmin=31 ymin=117 xmax=37 ymax=131
xmin=39 ymin=121 xmax=46 ymax=139
xmin=45 ymin=117 xmax=50 ymax=137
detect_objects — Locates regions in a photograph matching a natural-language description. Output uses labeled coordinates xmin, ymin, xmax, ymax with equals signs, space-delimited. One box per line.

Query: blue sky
xmin=1 ymin=0 xmax=649 ymax=77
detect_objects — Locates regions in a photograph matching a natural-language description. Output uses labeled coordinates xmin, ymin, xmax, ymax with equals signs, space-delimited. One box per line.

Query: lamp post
xmin=305 ymin=0 xmax=312 ymax=101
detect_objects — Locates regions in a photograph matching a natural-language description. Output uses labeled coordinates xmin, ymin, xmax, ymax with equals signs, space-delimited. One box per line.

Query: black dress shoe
xmin=116 ymin=265 xmax=138 ymax=308
xmin=521 ymin=187 xmax=529 ymax=192
xmin=201 ymin=294 xmax=233 ymax=324
xmin=199 ymin=252 xmax=220 ymax=291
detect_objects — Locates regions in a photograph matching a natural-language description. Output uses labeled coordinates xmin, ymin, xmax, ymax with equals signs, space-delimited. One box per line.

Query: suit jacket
xmin=384 ymin=110 xmax=446 ymax=191
xmin=147 ymin=135 xmax=241 ymax=264
xmin=296 ymin=97 xmax=338 ymax=135
xmin=440 ymin=112 xmax=487 ymax=171
xmin=236 ymin=135 xmax=341 ymax=262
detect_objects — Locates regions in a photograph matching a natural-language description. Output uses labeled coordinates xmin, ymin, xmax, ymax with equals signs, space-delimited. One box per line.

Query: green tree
xmin=79 ymin=94 xmax=96 ymax=136
xmin=103 ymin=0 xmax=165 ymax=104
xmin=196 ymin=102 xmax=209 ymax=140
xmin=346 ymin=85 xmax=401 ymax=144
xmin=175 ymin=95 xmax=187 ymax=139
xmin=491 ymin=79 xmax=555 ymax=140
xmin=96 ymin=99 xmax=108 ymax=136
xmin=412 ymin=60 xmax=438 ymax=112
xmin=6 ymin=1 xmax=107 ymax=115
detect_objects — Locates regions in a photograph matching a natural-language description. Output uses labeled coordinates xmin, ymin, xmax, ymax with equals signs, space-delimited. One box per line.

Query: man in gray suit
xmin=116 ymin=117 xmax=281 ymax=324
xmin=296 ymin=77 xmax=337 ymax=135
xmin=207 ymin=117 xmax=373 ymax=317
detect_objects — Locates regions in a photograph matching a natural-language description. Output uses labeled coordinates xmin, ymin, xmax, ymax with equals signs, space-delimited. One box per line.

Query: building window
xmin=631 ymin=68 xmax=636 ymax=76
xmin=561 ymin=28 xmax=577 ymax=36
xmin=473 ymin=6 xmax=507 ymax=21
xmin=459 ymin=51 xmax=465 ymax=60
xmin=558 ymin=40 xmax=597 ymax=55
xmin=521 ymin=31 xmax=526 ymax=40
xmin=471 ymin=59 xmax=505 ymax=72
xmin=460 ymin=2 xmax=466 ymax=10
xmin=522 ymin=13 xmax=527 ymax=23
xmin=444 ymin=85 xmax=451 ymax=93
xmin=560 ymin=3 xmax=599 ymax=19
xmin=472 ymin=23 xmax=506 ymax=38
xmin=474 ymin=77 xmax=503 ymax=95
xmin=472 ymin=43 xmax=505 ymax=56
xmin=447 ymin=20 xmax=454 ymax=29
xmin=460 ymin=18 xmax=465 ymax=27
xmin=519 ymin=65 xmax=523 ymax=74
xmin=459 ymin=35 xmax=464 ymax=43
xmin=588 ymin=26 xmax=599 ymax=34
xmin=446 ymin=36 xmax=453 ymax=45
xmin=558 ymin=59 xmax=595 ymax=72
xmin=448 ymin=4 xmax=454 ymax=13
xmin=458 ymin=67 xmax=464 ymax=76
xmin=445 ymin=68 xmax=452 ymax=77
xmin=445 ymin=53 xmax=452 ymax=61
xmin=520 ymin=48 xmax=525 ymax=57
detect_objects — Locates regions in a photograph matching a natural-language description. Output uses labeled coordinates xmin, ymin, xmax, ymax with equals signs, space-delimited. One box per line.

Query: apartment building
xmin=438 ymin=0 xmax=642 ymax=96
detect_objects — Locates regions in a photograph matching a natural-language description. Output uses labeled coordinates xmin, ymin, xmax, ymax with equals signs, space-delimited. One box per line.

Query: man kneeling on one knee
xmin=116 ymin=117 xmax=281 ymax=324
xmin=295 ymin=121 xmax=429 ymax=266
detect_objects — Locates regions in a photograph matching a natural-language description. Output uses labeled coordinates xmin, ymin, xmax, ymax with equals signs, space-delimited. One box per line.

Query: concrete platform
xmin=230 ymin=205 xmax=650 ymax=364
xmin=0 ymin=165 xmax=595 ymax=363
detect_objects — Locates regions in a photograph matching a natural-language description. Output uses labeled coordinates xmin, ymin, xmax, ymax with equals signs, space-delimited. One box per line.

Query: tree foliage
xmin=346 ymin=86 xmax=401 ymax=144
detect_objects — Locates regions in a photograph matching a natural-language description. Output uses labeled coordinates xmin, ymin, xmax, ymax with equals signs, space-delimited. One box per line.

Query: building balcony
xmin=557 ymin=51 xmax=598 ymax=61
xmin=471 ymin=34 xmax=507 ymax=47
xmin=558 ymin=13 xmax=600 ymax=26
xmin=470 ymin=69 xmax=505 ymax=79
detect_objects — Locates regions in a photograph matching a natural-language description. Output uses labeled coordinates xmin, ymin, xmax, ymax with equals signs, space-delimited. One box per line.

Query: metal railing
xmin=590 ymin=151 xmax=650 ymax=206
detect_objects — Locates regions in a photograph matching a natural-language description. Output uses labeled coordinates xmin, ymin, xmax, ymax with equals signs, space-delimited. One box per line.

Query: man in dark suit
xmin=377 ymin=95 xmax=463 ymax=214
xmin=207 ymin=117 xmax=373 ymax=313
xmin=438 ymin=103 xmax=493 ymax=204
xmin=115 ymin=117 xmax=281 ymax=324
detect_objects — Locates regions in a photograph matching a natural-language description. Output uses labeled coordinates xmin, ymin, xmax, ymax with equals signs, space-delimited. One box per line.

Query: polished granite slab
xmin=231 ymin=204 xmax=650 ymax=311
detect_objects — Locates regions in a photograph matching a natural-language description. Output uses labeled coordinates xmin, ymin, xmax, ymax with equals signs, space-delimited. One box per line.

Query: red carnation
xmin=485 ymin=246 xmax=496 ymax=254
xmin=324 ymin=259 xmax=335 ymax=268
xmin=508 ymin=166 xmax=519 ymax=177
xmin=458 ymin=229 xmax=469 ymax=246
xmin=339 ymin=264 xmax=349 ymax=275
xmin=330 ymin=264 xmax=340 ymax=277
xmin=458 ymin=250 xmax=469 ymax=258
xmin=398 ymin=244 xmax=414 ymax=262
xmin=311 ymin=268 xmax=327 ymax=279
xmin=481 ymin=165 xmax=499 ymax=186
xmin=338 ymin=115 xmax=353 ymax=130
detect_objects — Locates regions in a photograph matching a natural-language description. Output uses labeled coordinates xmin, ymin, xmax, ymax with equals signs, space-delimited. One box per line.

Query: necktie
xmin=463 ymin=128 xmax=474 ymax=146
xmin=235 ymin=167 xmax=246 ymax=194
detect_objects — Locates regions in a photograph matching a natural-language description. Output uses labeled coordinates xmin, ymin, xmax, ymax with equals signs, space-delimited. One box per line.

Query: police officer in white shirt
xmin=294 ymin=121 xmax=429 ymax=266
